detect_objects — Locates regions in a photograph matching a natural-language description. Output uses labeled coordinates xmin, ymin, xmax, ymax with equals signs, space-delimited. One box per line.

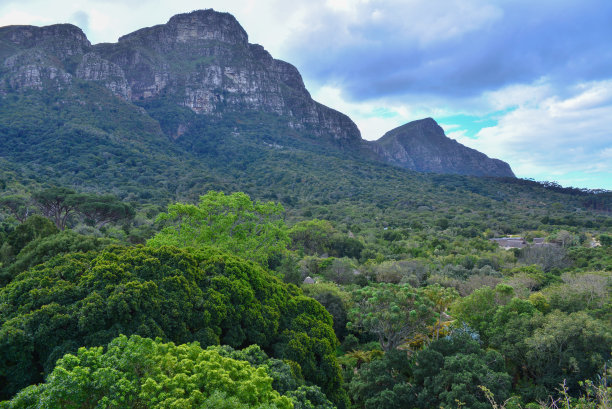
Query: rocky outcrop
xmin=0 ymin=24 xmax=90 ymax=60
xmin=369 ymin=118 xmax=515 ymax=177
xmin=76 ymin=53 xmax=131 ymax=99
xmin=92 ymin=9 xmax=362 ymax=143
xmin=0 ymin=10 xmax=515 ymax=176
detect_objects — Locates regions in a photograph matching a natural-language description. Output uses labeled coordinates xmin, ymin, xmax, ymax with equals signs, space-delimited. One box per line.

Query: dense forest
xmin=0 ymin=13 xmax=610 ymax=407
xmin=0 ymin=184 xmax=610 ymax=408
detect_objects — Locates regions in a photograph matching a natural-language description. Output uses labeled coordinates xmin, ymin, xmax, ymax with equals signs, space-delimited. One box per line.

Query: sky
xmin=1 ymin=0 xmax=611 ymax=190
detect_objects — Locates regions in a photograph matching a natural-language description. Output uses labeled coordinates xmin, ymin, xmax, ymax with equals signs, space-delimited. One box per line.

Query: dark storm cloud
xmin=284 ymin=0 xmax=612 ymax=100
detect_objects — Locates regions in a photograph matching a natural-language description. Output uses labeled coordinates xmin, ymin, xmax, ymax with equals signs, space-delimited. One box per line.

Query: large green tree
xmin=348 ymin=283 xmax=435 ymax=351
xmin=148 ymin=191 xmax=289 ymax=266
xmin=412 ymin=334 xmax=511 ymax=409
xmin=0 ymin=195 xmax=31 ymax=223
xmin=32 ymin=187 xmax=83 ymax=230
xmin=0 ymin=334 xmax=293 ymax=409
xmin=0 ymin=246 xmax=346 ymax=406
xmin=76 ymin=194 xmax=135 ymax=227
xmin=348 ymin=349 xmax=413 ymax=409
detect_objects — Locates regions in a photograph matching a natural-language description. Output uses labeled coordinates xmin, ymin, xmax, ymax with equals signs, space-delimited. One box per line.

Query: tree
xmin=422 ymin=284 xmax=459 ymax=340
xmin=348 ymin=283 xmax=435 ymax=351
xmin=5 ymin=215 xmax=58 ymax=256
xmin=450 ymin=285 xmax=514 ymax=343
xmin=1 ymin=230 xmax=111 ymax=285
xmin=148 ymin=191 xmax=289 ymax=266
xmin=289 ymin=219 xmax=335 ymax=255
xmin=0 ymin=246 xmax=345 ymax=406
xmin=412 ymin=334 xmax=511 ymax=409
xmin=348 ymin=349 xmax=414 ymax=409
xmin=76 ymin=194 xmax=134 ymax=227
xmin=524 ymin=310 xmax=611 ymax=396
xmin=302 ymin=283 xmax=350 ymax=341
xmin=32 ymin=187 xmax=82 ymax=230
xmin=0 ymin=195 xmax=32 ymax=223
xmin=0 ymin=335 xmax=294 ymax=409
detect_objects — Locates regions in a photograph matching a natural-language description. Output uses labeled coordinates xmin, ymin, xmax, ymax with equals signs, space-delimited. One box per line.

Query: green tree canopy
xmin=0 ymin=245 xmax=345 ymax=406
xmin=148 ymin=191 xmax=290 ymax=266
xmin=289 ymin=219 xmax=336 ymax=256
xmin=524 ymin=310 xmax=611 ymax=396
xmin=3 ymin=215 xmax=58 ymax=263
xmin=348 ymin=349 xmax=414 ymax=409
xmin=347 ymin=283 xmax=435 ymax=351
xmin=32 ymin=187 xmax=82 ymax=230
xmin=76 ymin=194 xmax=135 ymax=227
xmin=0 ymin=195 xmax=32 ymax=223
xmin=412 ymin=334 xmax=512 ymax=409
xmin=0 ymin=334 xmax=293 ymax=409
xmin=0 ymin=230 xmax=112 ymax=285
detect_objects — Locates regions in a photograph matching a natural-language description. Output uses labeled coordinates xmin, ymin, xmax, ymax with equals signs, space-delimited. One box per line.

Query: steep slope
xmin=370 ymin=118 xmax=515 ymax=177
xmin=0 ymin=9 xmax=515 ymax=178
xmin=93 ymin=10 xmax=362 ymax=146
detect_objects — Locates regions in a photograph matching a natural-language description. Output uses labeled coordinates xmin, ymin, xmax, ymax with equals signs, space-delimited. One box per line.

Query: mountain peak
xmin=118 ymin=9 xmax=248 ymax=46
xmin=371 ymin=118 xmax=515 ymax=177
xmin=0 ymin=24 xmax=90 ymax=57
xmin=166 ymin=9 xmax=248 ymax=44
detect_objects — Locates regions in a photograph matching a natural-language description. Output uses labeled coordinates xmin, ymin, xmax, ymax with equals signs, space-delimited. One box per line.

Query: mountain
xmin=0 ymin=10 xmax=360 ymax=147
xmin=0 ymin=9 xmax=513 ymax=178
xmin=369 ymin=118 xmax=515 ymax=177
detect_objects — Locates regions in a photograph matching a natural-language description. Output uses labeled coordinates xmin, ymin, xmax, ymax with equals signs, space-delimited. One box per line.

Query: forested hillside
xmin=0 ymin=9 xmax=611 ymax=409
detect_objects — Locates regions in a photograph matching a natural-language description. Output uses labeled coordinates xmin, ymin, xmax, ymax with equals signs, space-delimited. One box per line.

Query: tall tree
xmin=76 ymin=194 xmax=134 ymax=227
xmin=422 ymin=284 xmax=459 ymax=340
xmin=348 ymin=283 xmax=435 ymax=351
xmin=0 ymin=195 xmax=32 ymax=223
xmin=32 ymin=188 xmax=82 ymax=230
xmin=148 ymin=191 xmax=289 ymax=266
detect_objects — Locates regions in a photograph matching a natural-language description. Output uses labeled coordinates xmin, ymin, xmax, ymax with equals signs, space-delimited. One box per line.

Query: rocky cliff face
xmin=0 ymin=10 xmax=361 ymax=145
xmin=0 ymin=9 xmax=514 ymax=177
xmin=369 ymin=118 xmax=515 ymax=177
xmin=0 ymin=24 xmax=89 ymax=92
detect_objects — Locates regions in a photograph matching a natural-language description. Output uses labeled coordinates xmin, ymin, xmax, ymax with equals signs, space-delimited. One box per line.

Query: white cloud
xmin=456 ymin=80 xmax=612 ymax=187
xmin=0 ymin=9 xmax=53 ymax=27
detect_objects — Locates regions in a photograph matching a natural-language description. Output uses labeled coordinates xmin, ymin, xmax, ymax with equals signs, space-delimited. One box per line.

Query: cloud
xmin=454 ymin=80 xmax=612 ymax=189
xmin=281 ymin=0 xmax=612 ymax=101
xmin=70 ymin=11 xmax=90 ymax=33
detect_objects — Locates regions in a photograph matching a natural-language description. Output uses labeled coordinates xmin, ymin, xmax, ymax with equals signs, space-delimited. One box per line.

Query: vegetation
xmin=0 ymin=335 xmax=294 ymax=409
xmin=0 ymin=84 xmax=611 ymax=408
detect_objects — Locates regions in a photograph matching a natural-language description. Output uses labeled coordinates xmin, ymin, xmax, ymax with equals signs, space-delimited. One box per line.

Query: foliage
xmin=348 ymin=349 xmax=413 ymax=409
xmin=523 ymin=310 xmax=611 ymax=395
xmin=148 ymin=191 xmax=290 ymax=266
xmin=412 ymin=334 xmax=512 ymax=409
xmin=422 ymin=284 xmax=459 ymax=340
xmin=76 ymin=194 xmax=135 ymax=227
xmin=0 ymin=246 xmax=344 ymax=406
xmin=0 ymin=195 xmax=32 ymax=223
xmin=0 ymin=334 xmax=293 ymax=409
xmin=0 ymin=215 xmax=59 ymax=274
xmin=347 ymin=283 xmax=435 ymax=351
xmin=302 ymin=283 xmax=351 ymax=341
xmin=0 ymin=230 xmax=112 ymax=285
xmin=32 ymin=187 xmax=83 ymax=230
xmin=289 ymin=219 xmax=336 ymax=256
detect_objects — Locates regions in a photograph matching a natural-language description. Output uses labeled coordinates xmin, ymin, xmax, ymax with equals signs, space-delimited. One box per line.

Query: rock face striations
xmin=369 ymin=118 xmax=515 ymax=177
xmin=0 ymin=9 xmax=514 ymax=177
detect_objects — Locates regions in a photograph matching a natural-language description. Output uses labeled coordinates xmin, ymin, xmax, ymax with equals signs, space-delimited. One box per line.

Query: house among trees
xmin=303 ymin=276 xmax=316 ymax=284
xmin=490 ymin=237 xmax=527 ymax=249
xmin=491 ymin=237 xmax=555 ymax=249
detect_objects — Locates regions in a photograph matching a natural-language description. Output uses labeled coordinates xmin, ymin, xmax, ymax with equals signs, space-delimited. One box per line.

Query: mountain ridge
xmin=369 ymin=118 xmax=515 ymax=177
xmin=0 ymin=9 xmax=514 ymax=178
